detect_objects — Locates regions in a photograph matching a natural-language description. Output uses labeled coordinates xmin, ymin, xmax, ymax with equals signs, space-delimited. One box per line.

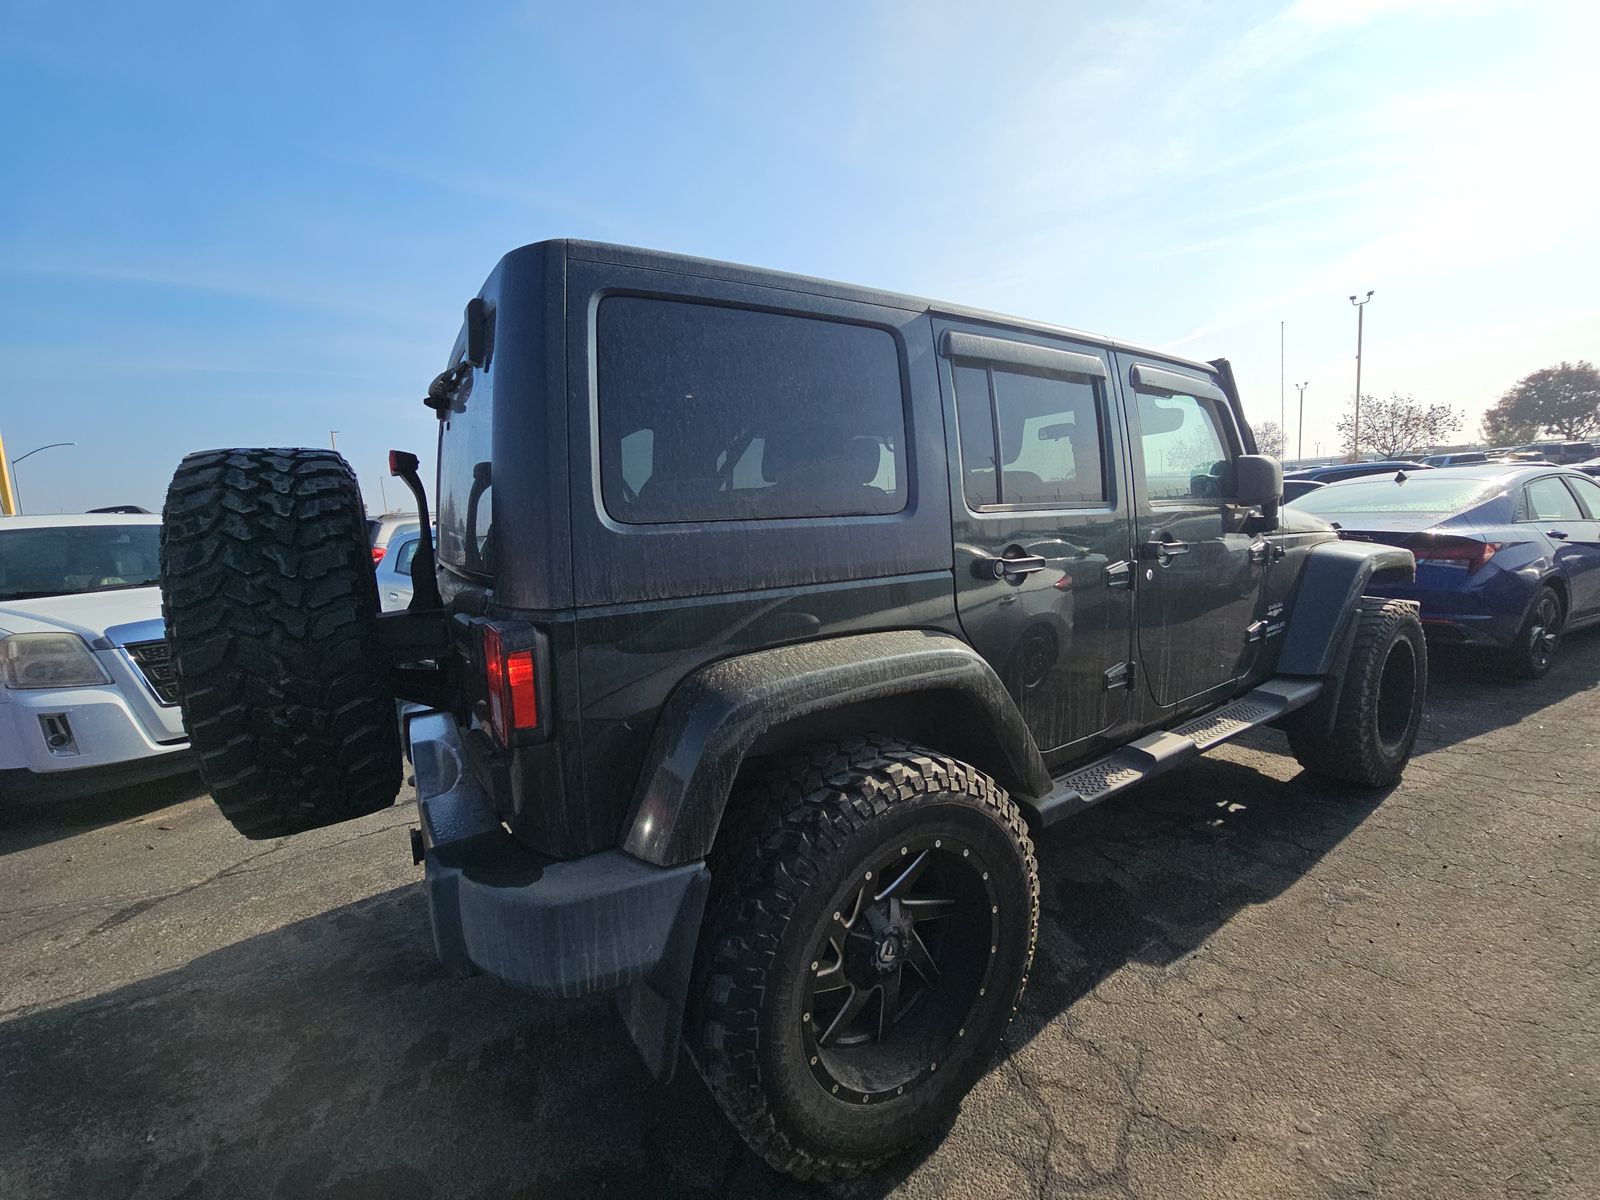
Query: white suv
xmin=0 ymin=514 xmax=192 ymax=800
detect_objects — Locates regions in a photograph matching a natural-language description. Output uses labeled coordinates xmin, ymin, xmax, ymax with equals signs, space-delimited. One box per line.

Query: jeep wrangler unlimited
xmin=159 ymin=240 xmax=1426 ymax=1180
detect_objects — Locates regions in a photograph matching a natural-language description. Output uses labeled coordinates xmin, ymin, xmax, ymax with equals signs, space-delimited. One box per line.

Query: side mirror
xmin=1234 ymin=454 xmax=1283 ymax=528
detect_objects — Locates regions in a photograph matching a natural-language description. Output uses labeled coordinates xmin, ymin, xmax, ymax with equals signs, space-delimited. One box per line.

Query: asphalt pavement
xmin=2 ymin=636 xmax=1596 ymax=1199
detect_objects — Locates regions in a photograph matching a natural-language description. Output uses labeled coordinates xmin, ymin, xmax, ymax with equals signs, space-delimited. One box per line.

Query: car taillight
xmin=1411 ymin=535 xmax=1502 ymax=573
xmin=371 ymin=547 xmax=386 ymax=565
xmin=482 ymin=623 xmax=539 ymax=746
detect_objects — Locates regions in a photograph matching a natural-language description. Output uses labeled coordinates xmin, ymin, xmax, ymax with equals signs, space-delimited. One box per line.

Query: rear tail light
xmin=371 ymin=546 xmax=386 ymax=565
xmin=482 ymin=623 xmax=540 ymax=746
xmin=1411 ymin=534 xmax=1503 ymax=573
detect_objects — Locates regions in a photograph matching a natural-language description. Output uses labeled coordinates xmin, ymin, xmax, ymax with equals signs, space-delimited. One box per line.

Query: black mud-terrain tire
xmin=1498 ymin=584 xmax=1563 ymax=680
xmin=160 ymin=448 xmax=401 ymax=839
xmin=1287 ymin=597 xmax=1426 ymax=787
xmin=688 ymin=737 xmax=1039 ymax=1181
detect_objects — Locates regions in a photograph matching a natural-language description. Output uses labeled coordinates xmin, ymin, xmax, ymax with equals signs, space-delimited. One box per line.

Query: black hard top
xmin=520 ymin=239 xmax=1221 ymax=377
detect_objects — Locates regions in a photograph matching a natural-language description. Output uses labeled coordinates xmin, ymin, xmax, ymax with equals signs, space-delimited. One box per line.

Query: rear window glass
xmin=597 ymin=297 xmax=906 ymax=524
xmin=1289 ymin=476 xmax=1500 ymax=515
xmin=436 ymin=363 xmax=494 ymax=574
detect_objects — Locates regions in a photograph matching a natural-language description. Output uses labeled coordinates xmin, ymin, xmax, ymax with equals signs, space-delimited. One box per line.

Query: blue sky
xmin=3 ymin=0 xmax=1596 ymax=514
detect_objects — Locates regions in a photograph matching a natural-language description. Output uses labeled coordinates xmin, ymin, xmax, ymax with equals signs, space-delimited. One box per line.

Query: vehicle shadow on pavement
xmin=1 ymin=638 xmax=1593 ymax=1198
xmin=0 ymin=764 xmax=1394 ymax=1200
xmin=1415 ymin=627 xmax=1600 ymax=753
xmin=0 ymin=769 xmax=208 ymax=858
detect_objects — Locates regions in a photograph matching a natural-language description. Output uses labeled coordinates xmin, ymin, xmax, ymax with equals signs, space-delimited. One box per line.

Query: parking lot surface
xmin=2 ymin=637 xmax=1596 ymax=1200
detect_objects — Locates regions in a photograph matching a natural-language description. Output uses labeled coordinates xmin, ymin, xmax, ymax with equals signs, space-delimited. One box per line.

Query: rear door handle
xmin=1140 ymin=538 xmax=1190 ymax=563
xmin=984 ymin=554 xmax=1047 ymax=581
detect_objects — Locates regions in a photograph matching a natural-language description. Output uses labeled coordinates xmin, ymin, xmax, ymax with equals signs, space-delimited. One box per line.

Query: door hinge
xmin=1245 ymin=619 xmax=1270 ymax=643
xmin=1249 ymin=541 xmax=1269 ymax=565
xmin=1104 ymin=559 xmax=1133 ymax=589
xmin=1104 ymin=661 xmax=1134 ymax=689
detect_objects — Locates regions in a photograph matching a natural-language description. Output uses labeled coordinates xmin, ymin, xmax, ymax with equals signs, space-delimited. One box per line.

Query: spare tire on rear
xmin=161 ymin=448 xmax=401 ymax=838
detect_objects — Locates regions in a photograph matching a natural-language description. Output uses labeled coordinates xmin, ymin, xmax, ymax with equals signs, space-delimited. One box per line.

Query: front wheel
xmin=1287 ymin=598 xmax=1427 ymax=787
xmin=689 ymin=738 xmax=1039 ymax=1181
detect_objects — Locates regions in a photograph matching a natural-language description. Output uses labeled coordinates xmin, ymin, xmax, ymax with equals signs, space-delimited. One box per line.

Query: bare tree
xmin=1252 ymin=419 xmax=1286 ymax=459
xmin=1337 ymin=393 xmax=1462 ymax=459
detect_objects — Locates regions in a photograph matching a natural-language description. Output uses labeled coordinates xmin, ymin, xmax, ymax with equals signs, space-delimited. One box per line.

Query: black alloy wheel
xmin=1502 ymin=585 xmax=1564 ymax=680
xmin=800 ymin=834 xmax=998 ymax=1106
xmin=689 ymin=737 xmax=1038 ymax=1181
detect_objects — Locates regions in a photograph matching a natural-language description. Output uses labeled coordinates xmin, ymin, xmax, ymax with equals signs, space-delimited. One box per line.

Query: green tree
xmin=1337 ymin=393 xmax=1462 ymax=459
xmin=1481 ymin=361 xmax=1600 ymax=443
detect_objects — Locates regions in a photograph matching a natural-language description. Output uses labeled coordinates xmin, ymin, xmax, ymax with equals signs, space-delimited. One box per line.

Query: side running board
xmin=1026 ymin=678 xmax=1323 ymax=827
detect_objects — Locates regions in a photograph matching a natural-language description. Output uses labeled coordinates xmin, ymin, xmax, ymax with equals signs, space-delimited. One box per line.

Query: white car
xmin=0 ymin=514 xmax=192 ymax=799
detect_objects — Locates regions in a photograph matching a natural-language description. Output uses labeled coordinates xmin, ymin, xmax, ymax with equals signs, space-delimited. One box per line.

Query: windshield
xmin=1289 ymin=476 xmax=1501 ymax=516
xmin=0 ymin=525 xmax=162 ymax=600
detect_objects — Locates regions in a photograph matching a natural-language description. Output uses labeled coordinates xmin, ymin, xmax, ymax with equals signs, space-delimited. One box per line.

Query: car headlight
xmin=0 ymin=633 xmax=113 ymax=689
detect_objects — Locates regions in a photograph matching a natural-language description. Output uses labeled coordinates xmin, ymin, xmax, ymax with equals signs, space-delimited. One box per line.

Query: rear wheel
xmin=1287 ymin=598 xmax=1427 ymax=787
xmin=1500 ymin=585 xmax=1563 ymax=680
xmin=689 ymin=738 xmax=1038 ymax=1181
xmin=160 ymin=448 xmax=401 ymax=838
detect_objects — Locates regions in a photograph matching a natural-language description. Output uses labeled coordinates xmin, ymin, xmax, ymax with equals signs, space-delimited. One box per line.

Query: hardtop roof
xmin=521 ymin=239 xmax=1223 ymax=378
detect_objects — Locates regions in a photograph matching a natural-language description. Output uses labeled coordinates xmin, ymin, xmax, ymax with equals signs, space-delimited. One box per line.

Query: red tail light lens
xmin=1412 ymin=535 xmax=1502 ymax=573
xmin=371 ymin=547 xmax=386 ymax=565
xmin=482 ymin=624 xmax=539 ymax=746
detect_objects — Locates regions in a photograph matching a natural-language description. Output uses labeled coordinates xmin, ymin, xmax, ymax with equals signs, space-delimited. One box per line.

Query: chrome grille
xmin=125 ymin=640 xmax=180 ymax=705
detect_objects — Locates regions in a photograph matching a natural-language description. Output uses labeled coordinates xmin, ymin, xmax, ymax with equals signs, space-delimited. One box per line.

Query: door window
xmin=392 ymin=538 xmax=419 ymax=577
xmin=1562 ymin=474 xmax=1600 ymax=519
xmin=1526 ymin=477 xmax=1584 ymax=522
xmin=1135 ymin=391 xmax=1232 ymax=501
xmin=951 ymin=361 xmax=1108 ymax=509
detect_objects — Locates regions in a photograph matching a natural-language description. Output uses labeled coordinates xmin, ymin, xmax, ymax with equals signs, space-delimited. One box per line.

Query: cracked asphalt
xmin=2 ymin=636 xmax=1596 ymax=1199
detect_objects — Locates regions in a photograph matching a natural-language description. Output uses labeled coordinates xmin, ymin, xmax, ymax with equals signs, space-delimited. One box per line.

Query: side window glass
xmin=597 ymin=298 xmax=906 ymax=524
xmin=990 ymin=368 xmax=1106 ymax=506
xmin=1562 ymin=474 xmax=1600 ymax=518
xmin=1136 ymin=391 xmax=1232 ymax=501
xmin=952 ymin=363 xmax=998 ymax=507
xmin=1526 ymin=477 xmax=1584 ymax=521
xmin=393 ymin=538 xmax=419 ymax=577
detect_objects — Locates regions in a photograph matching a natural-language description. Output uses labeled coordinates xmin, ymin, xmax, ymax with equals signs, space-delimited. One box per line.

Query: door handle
xmin=1140 ymin=538 xmax=1190 ymax=563
xmin=1547 ymin=529 xmax=1569 ymax=540
xmin=984 ymin=554 xmax=1047 ymax=581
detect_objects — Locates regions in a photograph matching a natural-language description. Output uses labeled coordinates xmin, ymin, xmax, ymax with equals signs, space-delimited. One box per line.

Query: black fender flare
xmin=1275 ymin=540 xmax=1417 ymax=735
xmin=620 ymin=629 xmax=1049 ymax=867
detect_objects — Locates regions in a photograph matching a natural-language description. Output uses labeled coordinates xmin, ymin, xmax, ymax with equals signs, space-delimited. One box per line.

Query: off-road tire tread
xmin=1287 ymin=597 xmax=1425 ymax=787
xmin=689 ymin=735 xmax=1039 ymax=1182
xmin=160 ymin=448 xmax=400 ymax=838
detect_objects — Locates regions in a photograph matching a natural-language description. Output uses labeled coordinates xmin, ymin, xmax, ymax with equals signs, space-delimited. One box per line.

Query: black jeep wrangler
xmin=160 ymin=240 xmax=1426 ymax=1180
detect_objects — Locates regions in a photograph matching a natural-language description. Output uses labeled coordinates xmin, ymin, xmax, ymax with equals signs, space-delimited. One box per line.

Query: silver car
xmin=375 ymin=530 xmax=421 ymax=612
xmin=366 ymin=513 xmax=419 ymax=566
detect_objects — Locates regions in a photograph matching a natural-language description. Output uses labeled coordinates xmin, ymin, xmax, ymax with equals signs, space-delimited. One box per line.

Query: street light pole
xmin=8 ymin=441 xmax=77 ymax=515
xmin=1349 ymin=290 xmax=1374 ymax=461
xmin=1294 ymin=382 xmax=1309 ymax=461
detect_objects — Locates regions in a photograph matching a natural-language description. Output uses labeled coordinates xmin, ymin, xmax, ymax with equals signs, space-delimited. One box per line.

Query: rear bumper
xmin=405 ymin=710 xmax=709 ymax=1079
xmin=1366 ymin=568 xmax=1525 ymax=648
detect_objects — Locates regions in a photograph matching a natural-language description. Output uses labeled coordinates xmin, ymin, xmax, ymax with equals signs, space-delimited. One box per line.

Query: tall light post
xmin=9 ymin=441 xmax=76 ymax=515
xmin=1294 ymin=381 xmax=1309 ymax=461
xmin=1349 ymin=290 xmax=1374 ymax=461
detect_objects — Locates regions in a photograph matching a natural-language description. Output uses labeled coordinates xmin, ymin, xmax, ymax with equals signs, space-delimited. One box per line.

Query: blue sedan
xmin=1289 ymin=464 xmax=1600 ymax=678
